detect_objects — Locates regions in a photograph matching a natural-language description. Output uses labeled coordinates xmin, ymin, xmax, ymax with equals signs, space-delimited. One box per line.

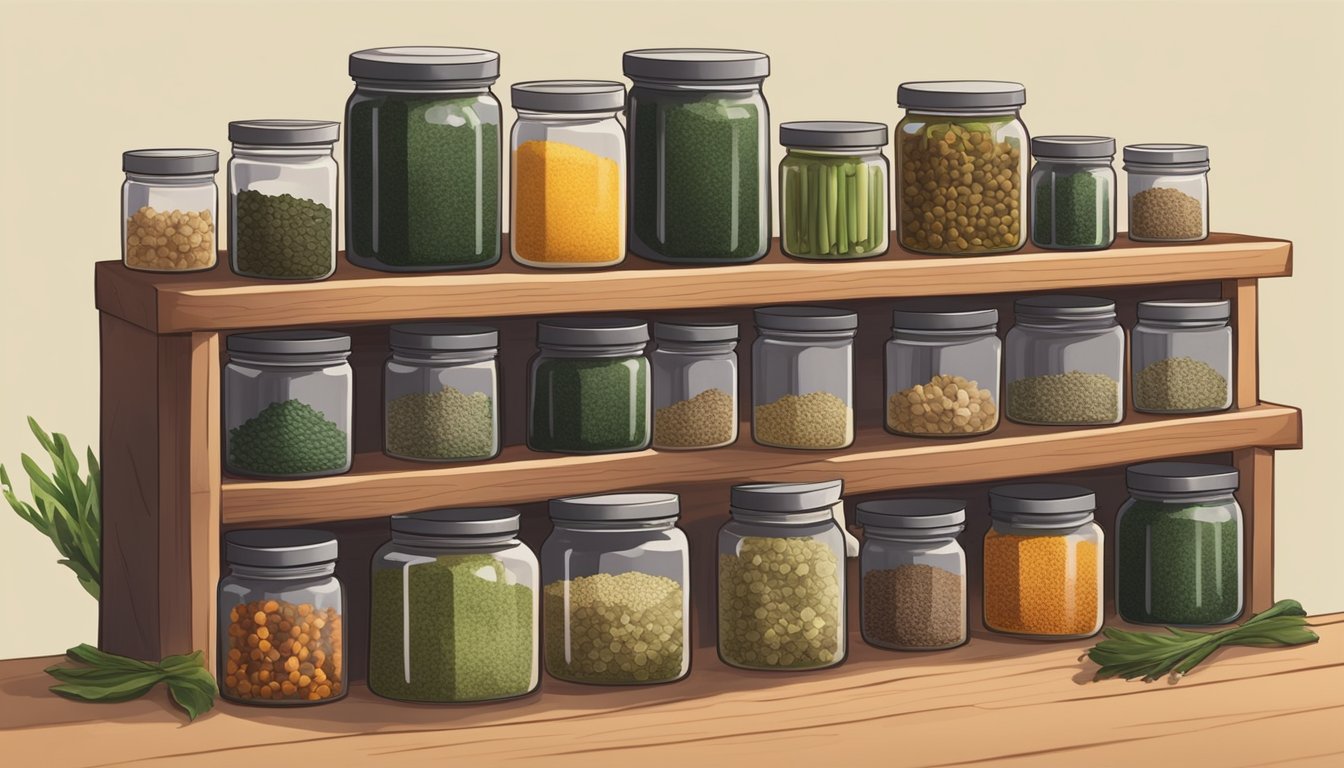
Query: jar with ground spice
xmin=369 ymin=508 xmax=538 ymax=702
xmin=1124 ymin=144 xmax=1209 ymax=242
xmin=1117 ymin=462 xmax=1242 ymax=626
xmin=121 ymin=149 xmax=218 ymax=272
xmin=1030 ymin=136 xmax=1116 ymax=250
xmin=384 ymin=323 xmax=499 ymax=462
xmin=983 ymin=483 xmax=1103 ymax=640
xmin=652 ymin=322 xmax=738 ymax=450
xmin=885 ymin=308 xmax=1000 ymax=437
xmin=753 ymin=306 xmax=857 ymax=450
xmin=1132 ymin=299 xmax=1232 ymax=413
xmin=1005 ymin=295 xmax=1124 ymax=425
xmin=228 ymin=120 xmax=339 ymax=280
xmin=779 ymin=121 xmax=889 ymax=259
xmin=857 ymin=499 xmax=967 ymax=651
xmin=542 ymin=493 xmax=690 ymax=685
xmin=218 ymin=529 xmax=345 ymax=705
xmin=510 ymin=80 xmax=626 ymax=268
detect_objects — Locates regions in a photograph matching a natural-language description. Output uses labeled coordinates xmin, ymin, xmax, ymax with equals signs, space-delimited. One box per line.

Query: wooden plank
xmin=1236 ymin=447 xmax=1276 ymax=613
xmin=1224 ymin=278 xmax=1260 ymax=409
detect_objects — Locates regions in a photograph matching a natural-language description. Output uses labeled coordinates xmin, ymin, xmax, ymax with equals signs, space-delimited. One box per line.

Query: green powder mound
xmin=386 ymin=386 xmax=495 ymax=460
xmin=227 ymin=398 xmax=348 ymax=476
xmin=1135 ymin=356 xmax=1229 ymax=412
xmin=529 ymin=356 xmax=648 ymax=453
xmin=233 ymin=190 xmax=334 ymax=279
xmin=1117 ymin=500 xmax=1241 ymax=625
xmin=1033 ymin=170 xmax=1110 ymax=248
xmin=1006 ymin=371 xmax=1119 ymax=425
xmin=543 ymin=572 xmax=685 ymax=684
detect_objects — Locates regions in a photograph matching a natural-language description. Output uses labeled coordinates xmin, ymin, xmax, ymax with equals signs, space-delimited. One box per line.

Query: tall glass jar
xmin=368 ymin=508 xmax=539 ymax=702
xmin=1030 ymin=135 xmax=1117 ymax=250
xmin=624 ymin=48 xmax=770 ymax=264
xmin=857 ymin=499 xmax=967 ymax=651
xmin=718 ymin=481 xmax=847 ymax=670
xmin=542 ymin=493 xmax=690 ymax=685
xmin=1124 ymin=144 xmax=1210 ymax=242
xmin=121 ymin=149 xmax=218 ymax=272
xmin=510 ymin=80 xmax=626 ymax=268
xmin=345 ymin=46 xmax=502 ymax=271
xmin=224 ymin=331 xmax=352 ymax=478
xmin=384 ymin=323 xmax=499 ymax=462
xmin=218 ymin=529 xmax=345 ymax=705
xmin=896 ymin=81 xmax=1028 ymax=255
xmin=752 ymin=306 xmax=857 ymax=450
xmin=1005 ymin=295 xmax=1124 ymax=425
xmin=1132 ymin=299 xmax=1233 ymax=413
xmin=885 ymin=308 xmax=1001 ymax=437
xmin=228 ymin=120 xmax=339 ymax=280
xmin=779 ymin=121 xmax=889 ymax=259
xmin=651 ymin=322 xmax=738 ymax=450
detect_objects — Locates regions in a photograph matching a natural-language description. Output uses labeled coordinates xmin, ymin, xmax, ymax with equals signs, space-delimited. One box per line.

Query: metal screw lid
xmin=1014 ymin=295 xmax=1116 ymax=320
xmin=653 ymin=322 xmax=739 ymax=344
xmin=897 ymin=80 xmax=1026 ymax=111
xmin=511 ymin=80 xmax=625 ymax=112
xmin=390 ymin=507 xmax=520 ymax=537
xmin=891 ymin=308 xmax=998 ymax=332
xmin=225 ymin=529 xmax=338 ymax=568
xmin=549 ymin=492 xmax=680 ymax=522
xmin=389 ymin=323 xmax=498 ymax=352
xmin=228 ymin=120 xmax=340 ymax=146
xmin=856 ymin=499 xmax=967 ymax=531
xmin=622 ymin=48 xmax=769 ymax=82
xmin=1136 ymin=299 xmax=1230 ymax=323
xmin=731 ymin=480 xmax=843 ymax=514
xmin=536 ymin=317 xmax=649 ymax=347
xmin=989 ymin=483 xmax=1096 ymax=528
xmin=1031 ymin=135 xmax=1116 ymax=159
xmin=1126 ymin=462 xmax=1239 ymax=496
xmin=1123 ymin=143 xmax=1210 ymax=166
xmin=780 ymin=121 xmax=889 ymax=150
xmin=349 ymin=46 xmax=500 ymax=83
xmin=226 ymin=330 xmax=351 ymax=356
xmin=755 ymin=306 xmax=859 ymax=333
xmin=123 ymin=149 xmax=218 ymax=176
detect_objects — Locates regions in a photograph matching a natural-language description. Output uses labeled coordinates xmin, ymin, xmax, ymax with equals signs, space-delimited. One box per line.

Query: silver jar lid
xmin=349 ymin=46 xmax=500 ymax=83
xmin=897 ymin=80 xmax=1026 ymax=111
xmin=891 ymin=308 xmax=998 ymax=332
xmin=390 ymin=323 xmax=498 ymax=352
xmin=123 ymin=148 xmax=218 ymax=176
xmin=227 ymin=330 xmax=351 ymax=356
xmin=549 ymin=492 xmax=680 ymax=523
xmin=1014 ymin=295 xmax=1115 ymax=320
xmin=1123 ymin=143 xmax=1209 ymax=166
xmin=755 ymin=306 xmax=859 ymax=333
xmin=654 ymin=321 xmax=738 ymax=344
xmin=856 ymin=499 xmax=966 ymax=532
xmin=228 ymin=119 xmax=340 ymax=146
xmin=1136 ymin=299 xmax=1230 ymax=323
xmin=512 ymin=80 xmax=625 ymax=112
xmin=1127 ymin=462 xmax=1239 ymax=496
xmin=731 ymin=480 xmax=843 ymax=514
xmin=622 ymin=48 xmax=769 ymax=82
xmin=989 ymin=483 xmax=1096 ymax=528
xmin=780 ymin=121 xmax=889 ymax=150
xmin=1031 ymin=135 xmax=1116 ymax=159
xmin=391 ymin=507 xmax=520 ymax=537
xmin=537 ymin=317 xmax=649 ymax=347
xmin=225 ymin=529 xmax=338 ymax=568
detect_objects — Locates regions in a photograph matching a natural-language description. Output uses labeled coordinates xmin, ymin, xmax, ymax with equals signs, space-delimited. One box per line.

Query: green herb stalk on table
xmin=46 ymin=644 xmax=218 ymax=721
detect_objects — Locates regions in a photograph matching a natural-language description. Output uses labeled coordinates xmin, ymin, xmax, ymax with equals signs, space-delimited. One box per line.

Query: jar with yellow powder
xmin=509 ymin=80 xmax=626 ymax=268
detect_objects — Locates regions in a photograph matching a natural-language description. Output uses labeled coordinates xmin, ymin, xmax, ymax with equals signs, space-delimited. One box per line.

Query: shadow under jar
xmin=651 ymin=321 xmax=739 ymax=450
xmin=1004 ymin=295 xmax=1124 ymax=426
xmin=1131 ymin=299 xmax=1233 ymax=414
xmin=1124 ymin=143 xmax=1210 ymax=243
xmin=1029 ymin=135 xmax=1116 ymax=251
xmin=752 ymin=306 xmax=857 ymax=450
xmin=121 ymin=149 xmax=218 ymax=272
xmin=779 ymin=121 xmax=890 ymax=259
xmin=384 ymin=323 xmax=500 ymax=462
xmin=885 ymin=308 xmax=1001 ymax=437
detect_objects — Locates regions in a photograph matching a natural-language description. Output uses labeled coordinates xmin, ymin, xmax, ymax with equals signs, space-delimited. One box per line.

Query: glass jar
xmin=227 ymin=120 xmax=340 ymax=280
xmin=368 ymin=508 xmax=539 ymax=702
xmin=983 ymin=484 xmax=1103 ymax=639
xmin=510 ymin=80 xmax=626 ymax=268
xmin=1132 ymin=299 xmax=1232 ymax=413
xmin=1005 ymin=295 xmax=1124 ymax=425
xmin=752 ymin=306 xmax=857 ymax=450
xmin=121 ymin=149 xmax=218 ymax=272
xmin=1030 ymin=135 xmax=1117 ymax=250
xmin=779 ymin=121 xmax=889 ymax=259
xmin=857 ymin=499 xmax=967 ymax=651
xmin=542 ymin=493 xmax=690 ymax=685
xmin=625 ymin=48 xmax=770 ymax=264
xmin=528 ymin=317 xmax=650 ymax=453
xmin=651 ymin=322 xmax=738 ymax=450
xmin=885 ymin=309 xmax=1001 ymax=437
xmin=718 ymin=481 xmax=847 ymax=670
xmin=345 ymin=46 xmax=502 ymax=271
xmin=1124 ymin=143 xmax=1209 ymax=243
xmin=384 ymin=323 xmax=499 ymax=462
xmin=895 ymin=81 xmax=1028 ymax=255
xmin=224 ymin=331 xmax=352 ymax=478
xmin=218 ymin=529 xmax=345 ymax=705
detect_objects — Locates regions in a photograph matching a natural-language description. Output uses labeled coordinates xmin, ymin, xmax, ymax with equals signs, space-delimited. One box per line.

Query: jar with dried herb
xmin=1005 ymin=295 xmax=1124 ymax=425
xmin=651 ymin=322 xmax=738 ymax=449
xmin=1124 ymin=144 xmax=1210 ymax=242
xmin=384 ymin=323 xmax=499 ymax=462
xmin=753 ymin=307 xmax=857 ymax=450
xmin=885 ymin=308 xmax=1001 ymax=437
xmin=1030 ymin=135 xmax=1116 ymax=250
xmin=1132 ymin=299 xmax=1232 ymax=413
xmin=528 ymin=318 xmax=650 ymax=454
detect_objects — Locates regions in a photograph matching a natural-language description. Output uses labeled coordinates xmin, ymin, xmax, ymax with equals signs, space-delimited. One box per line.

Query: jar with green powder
xmin=368 ymin=507 xmax=538 ymax=703
xmin=1132 ymin=299 xmax=1233 ymax=414
xmin=779 ymin=121 xmax=889 ymax=260
xmin=384 ymin=323 xmax=499 ymax=462
xmin=1029 ymin=135 xmax=1116 ymax=251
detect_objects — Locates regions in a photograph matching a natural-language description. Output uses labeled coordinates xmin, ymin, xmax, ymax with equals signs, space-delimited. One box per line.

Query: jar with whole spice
xmin=1004 ymin=295 xmax=1124 ymax=426
xmin=651 ymin=322 xmax=739 ymax=450
xmin=121 ymin=149 xmax=218 ymax=272
xmin=1029 ymin=135 xmax=1116 ymax=250
xmin=779 ymin=121 xmax=890 ymax=259
xmin=384 ymin=324 xmax=499 ymax=462
xmin=885 ymin=308 xmax=1001 ymax=437
xmin=752 ymin=306 xmax=857 ymax=450
xmin=528 ymin=318 xmax=650 ymax=454
xmin=1132 ymin=299 xmax=1232 ymax=413
xmin=1124 ymin=144 xmax=1209 ymax=242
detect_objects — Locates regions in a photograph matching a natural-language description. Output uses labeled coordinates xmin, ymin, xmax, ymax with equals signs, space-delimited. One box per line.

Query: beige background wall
xmin=0 ymin=0 xmax=1338 ymax=660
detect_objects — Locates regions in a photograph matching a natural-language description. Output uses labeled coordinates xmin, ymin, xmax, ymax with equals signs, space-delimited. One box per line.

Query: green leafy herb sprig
xmin=46 ymin=644 xmax=218 ymax=721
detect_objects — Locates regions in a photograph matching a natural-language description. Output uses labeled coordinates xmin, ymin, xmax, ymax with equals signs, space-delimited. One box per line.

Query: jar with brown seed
xmin=885 ymin=308 xmax=1000 ymax=437
xmin=752 ymin=306 xmax=857 ymax=450
xmin=121 ymin=149 xmax=218 ymax=272
xmin=1123 ymin=144 xmax=1209 ymax=242
xmin=651 ymin=322 xmax=739 ymax=450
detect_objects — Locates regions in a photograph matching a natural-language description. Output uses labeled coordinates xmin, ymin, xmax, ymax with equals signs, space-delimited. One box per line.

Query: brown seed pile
xmin=887 ymin=374 xmax=998 ymax=436
xmin=1006 ymin=370 xmax=1120 ymax=425
xmin=1135 ymin=356 xmax=1229 ymax=412
xmin=1130 ymin=187 xmax=1204 ymax=241
xmin=754 ymin=391 xmax=853 ymax=449
xmin=653 ymin=388 xmax=736 ymax=449
xmin=125 ymin=206 xmax=215 ymax=270
xmin=862 ymin=564 xmax=965 ymax=649
xmin=223 ymin=599 xmax=343 ymax=703
xmin=899 ymin=121 xmax=1023 ymax=253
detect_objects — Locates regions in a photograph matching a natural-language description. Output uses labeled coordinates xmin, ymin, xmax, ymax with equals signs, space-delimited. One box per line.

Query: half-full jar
xmin=218 ymin=529 xmax=345 ymax=705
xmin=542 ymin=493 xmax=690 ymax=685
xmin=718 ymin=481 xmax=847 ymax=670
xmin=779 ymin=121 xmax=889 ymax=259
xmin=857 ymin=499 xmax=968 ymax=651
xmin=1132 ymin=299 xmax=1232 ymax=413
xmin=1005 ymin=295 xmax=1124 ymax=425
xmin=368 ymin=508 xmax=539 ymax=702
xmin=345 ymin=47 xmax=502 ymax=271
xmin=886 ymin=308 xmax=1001 ymax=437
xmin=1124 ymin=143 xmax=1210 ymax=242
xmin=121 ymin=149 xmax=218 ymax=272
xmin=384 ymin=323 xmax=499 ymax=462
xmin=896 ymin=81 xmax=1029 ymax=255
xmin=528 ymin=317 xmax=650 ymax=453
xmin=625 ymin=48 xmax=770 ymax=264
xmin=1030 ymin=135 xmax=1117 ymax=250
xmin=983 ymin=484 xmax=1103 ymax=639
xmin=651 ymin=322 xmax=738 ymax=450
xmin=753 ymin=306 xmax=857 ymax=450
xmin=228 ymin=120 xmax=339 ymax=280
xmin=224 ymin=331 xmax=352 ymax=478
xmin=510 ymin=80 xmax=626 ymax=268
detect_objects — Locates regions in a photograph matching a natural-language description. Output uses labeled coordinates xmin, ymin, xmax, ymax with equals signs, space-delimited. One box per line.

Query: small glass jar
xmin=895 ymin=81 xmax=1028 ymax=255
xmin=752 ymin=306 xmax=858 ymax=450
xmin=885 ymin=308 xmax=1001 ymax=437
xmin=1132 ymin=299 xmax=1232 ymax=413
xmin=1124 ymin=143 xmax=1210 ymax=242
xmin=224 ymin=331 xmax=352 ymax=478
xmin=542 ymin=493 xmax=690 ymax=685
xmin=384 ymin=323 xmax=499 ymax=462
xmin=718 ymin=481 xmax=847 ymax=670
xmin=510 ymin=80 xmax=626 ymax=268
xmin=528 ymin=318 xmax=650 ymax=454
xmin=1030 ymin=135 xmax=1117 ymax=250
xmin=121 ymin=149 xmax=218 ymax=272
xmin=368 ymin=508 xmax=539 ymax=702
xmin=625 ymin=48 xmax=770 ymax=264
xmin=651 ymin=322 xmax=739 ymax=450
xmin=218 ymin=529 xmax=345 ymax=705
xmin=228 ymin=120 xmax=339 ymax=280
xmin=779 ymin=121 xmax=889 ymax=259
xmin=1005 ymin=295 xmax=1124 ymax=425
xmin=983 ymin=484 xmax=1103 ymax=640
xmin=345 ymin=47 xmax=502 ymax=271
xmin=857 ymin=499 xmax=967 ymax=651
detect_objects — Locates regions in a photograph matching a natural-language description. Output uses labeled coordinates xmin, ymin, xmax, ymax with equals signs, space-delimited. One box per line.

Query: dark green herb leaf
xmin=167 ymin=673 xmax=218 ymax=721
xmin=46 ymin=644 xmax=216 ymax=721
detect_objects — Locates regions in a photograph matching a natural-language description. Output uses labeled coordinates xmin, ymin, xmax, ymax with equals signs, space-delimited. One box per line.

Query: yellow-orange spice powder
xmin=983 ymin=530 xmax=1099 ymax=636
xmin=513 ymin=140 xmax=622 ymax=264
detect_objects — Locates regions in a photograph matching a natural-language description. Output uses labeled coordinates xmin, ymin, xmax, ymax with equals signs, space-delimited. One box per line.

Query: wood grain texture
xmin=1236 ymin=447 xmax=1276 ymax=613
xmin=1225 ymin=278 xmax=1260 ymax=409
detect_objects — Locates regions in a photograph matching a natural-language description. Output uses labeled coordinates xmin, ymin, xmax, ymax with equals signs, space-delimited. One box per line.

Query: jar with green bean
xmin=779 ymin=122 xmax=889 ymax=259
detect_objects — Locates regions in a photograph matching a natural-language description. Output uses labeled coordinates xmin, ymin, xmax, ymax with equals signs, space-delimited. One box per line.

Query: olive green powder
xmin=1006 ymin=371 xmax=1120 ymax=425
xmin=1135 ymin=356 xmax=1229 ymax=412
xmin=386 ymin=386 xmax=495 ymax=460
xmin=529 ymin=357 xmax=648 ymax=453
xmin=233 ymin=190 xmax=334 ymax=279
xmin=1117 ymin=500 xmax=1241 ymax=625
xmin=718 ymin=536 xmax=843 ymax=669
xmin=227 ymin=399 xmax=348 ymax=476
xmin=544 ymin=572 xmax=685 ymax=684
